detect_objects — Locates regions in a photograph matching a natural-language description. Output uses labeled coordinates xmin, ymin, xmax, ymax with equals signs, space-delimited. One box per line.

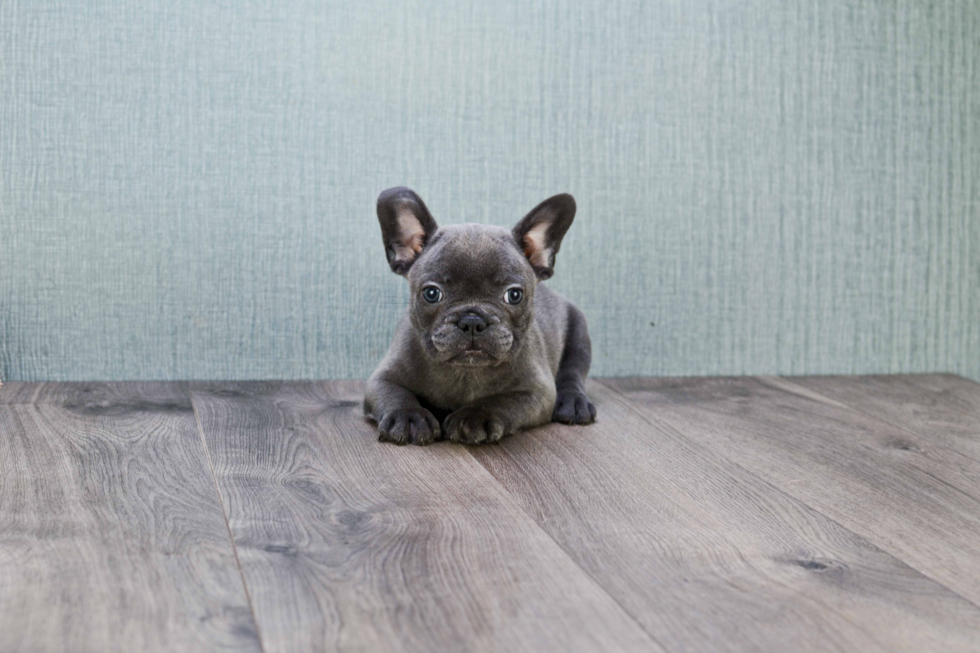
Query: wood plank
xmin=191 ymin=380 xmax=657 ymax=653
xmin=603 ymin=376 xmax=980 ymax=610
xmin=469 ymin=380 xmax=980 ymax=652
xmin=783 ymin=374 xmax=980 ymax=464
xmin=0 ymin=381 xmax=37 ymax=403
xmin=0 ymin=381 xmax=192 ymax=405
xmin=0 ymin=382 xmax=261 ymax=652
xmin=758 ymin=376 xmax=980 ymax=495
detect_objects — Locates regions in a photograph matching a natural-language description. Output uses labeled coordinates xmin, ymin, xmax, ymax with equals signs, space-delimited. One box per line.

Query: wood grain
xmin=603 ymin=375 xmax=980 ymax=610
xmin=0 ymin=382 xmax=261 ymax=652
xmin=783 ymin=374 xmax=980 ymax=464
xmin=191 ymin=380 xmax=658 ymax=653
xmin=469 ymin=379 xmax=980 ymax=652
xmin=0 ymin=381 xmax=194 ymax=405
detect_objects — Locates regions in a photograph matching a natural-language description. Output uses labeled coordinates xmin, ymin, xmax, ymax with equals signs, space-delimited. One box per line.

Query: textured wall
xmin=1 ymin=0 xmax=978 ymax=382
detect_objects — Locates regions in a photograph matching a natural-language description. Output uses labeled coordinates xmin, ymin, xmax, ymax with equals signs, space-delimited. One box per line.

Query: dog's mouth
xmin=449 ymin=347 xmax=497 ymax=366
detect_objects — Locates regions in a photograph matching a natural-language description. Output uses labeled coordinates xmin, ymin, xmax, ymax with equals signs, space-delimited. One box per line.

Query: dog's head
xmin=376 ymin=187 xmax=576 ymax=367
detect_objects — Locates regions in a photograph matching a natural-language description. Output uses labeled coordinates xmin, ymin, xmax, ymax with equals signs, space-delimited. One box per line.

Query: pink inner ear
xmin=523 ymin=220 xmax=553 ymax=269
xmin=393 ymin=208 xmax=426 ymax=262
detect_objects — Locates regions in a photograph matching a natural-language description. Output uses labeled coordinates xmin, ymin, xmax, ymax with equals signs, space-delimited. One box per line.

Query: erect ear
xmin=376 ymin=187 xmax=439 ymax=275
xmin=511 ymin=193 xmax=576 ymax=280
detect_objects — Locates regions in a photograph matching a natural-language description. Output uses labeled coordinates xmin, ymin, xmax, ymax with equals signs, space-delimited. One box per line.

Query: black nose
xmin=457 ymin=312 xmax=488 ymax=335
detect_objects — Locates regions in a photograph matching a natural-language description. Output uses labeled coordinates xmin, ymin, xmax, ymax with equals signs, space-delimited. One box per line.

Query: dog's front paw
xmin=443 ymin=407 xmax=508 ymax=445
xmin=377 ymin=407 xmax=441 ymax=445
xmin=553 ymin=390 xmax=596 ymax=425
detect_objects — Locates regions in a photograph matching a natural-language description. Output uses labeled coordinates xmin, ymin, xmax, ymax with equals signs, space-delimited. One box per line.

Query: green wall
xmin=1 ymin=0 xmax=978 ymax=381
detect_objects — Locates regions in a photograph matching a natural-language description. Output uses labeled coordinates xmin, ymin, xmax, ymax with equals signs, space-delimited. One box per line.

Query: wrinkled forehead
xmin=410 ymin=224 xmax=532 ymax=287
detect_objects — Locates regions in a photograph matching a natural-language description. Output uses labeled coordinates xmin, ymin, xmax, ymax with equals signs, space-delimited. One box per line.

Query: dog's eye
xmin=504 ymin=288 xmax=524 ymax=305
xmin=422 ymin=286 xmax=443 ymax=303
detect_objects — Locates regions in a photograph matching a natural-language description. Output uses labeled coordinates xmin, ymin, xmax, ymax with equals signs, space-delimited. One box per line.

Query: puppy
xmin=364 ymin=187 xmax=595 ymax=445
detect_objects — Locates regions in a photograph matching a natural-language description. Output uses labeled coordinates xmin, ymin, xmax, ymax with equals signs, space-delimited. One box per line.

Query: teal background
xmin=1 ymin=0 xmax=978 ymax=382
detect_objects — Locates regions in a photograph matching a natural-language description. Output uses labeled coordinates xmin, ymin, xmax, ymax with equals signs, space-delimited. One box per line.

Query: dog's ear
xmin=512 ymin=193 xmax=576 ymax=280
xmin=376 ymin=187 xmax=439 ymax=275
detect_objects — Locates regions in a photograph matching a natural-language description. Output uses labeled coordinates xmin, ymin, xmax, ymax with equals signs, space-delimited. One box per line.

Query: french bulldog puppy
xmin=364 ymin=187 xmax=595 ymax=445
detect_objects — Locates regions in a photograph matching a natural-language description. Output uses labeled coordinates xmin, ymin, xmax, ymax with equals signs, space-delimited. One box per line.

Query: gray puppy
xmin=364 ymin=187 xmax=595 ymax=445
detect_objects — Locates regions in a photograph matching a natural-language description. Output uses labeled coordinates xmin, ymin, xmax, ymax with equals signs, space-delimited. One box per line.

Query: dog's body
xmin=364 ymin=188 xmax=595 ymax=445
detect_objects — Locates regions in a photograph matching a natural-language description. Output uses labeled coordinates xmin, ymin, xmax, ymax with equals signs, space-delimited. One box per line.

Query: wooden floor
xmin=2 ymin=375 xmax=979 ymax=652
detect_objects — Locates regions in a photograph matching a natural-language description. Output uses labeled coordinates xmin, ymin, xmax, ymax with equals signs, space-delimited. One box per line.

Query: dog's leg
xmin=364 ymin=376 xmax=441 ymax=445
xmin=443 ymin=389 xmax=555 ymax=445
xmin=552 ymin=304 xmax=596 ymax=424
